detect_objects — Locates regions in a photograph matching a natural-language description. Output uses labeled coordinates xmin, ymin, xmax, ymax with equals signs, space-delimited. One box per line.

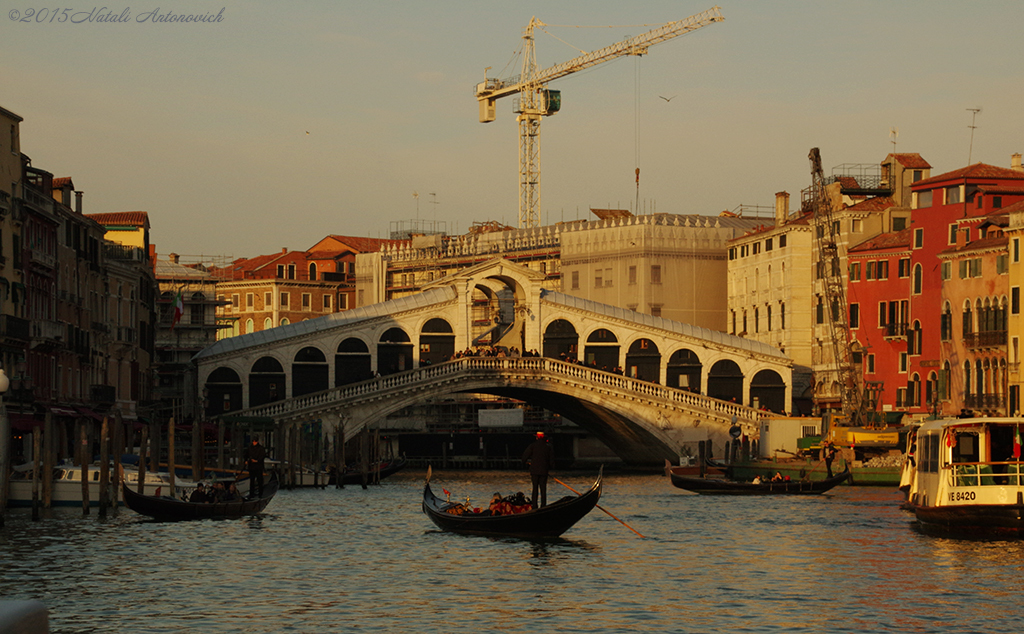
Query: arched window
xmin=913 ymin=263 xmax=923 ymax=295
xmin=245 ymin=318 xmax=254 ymax=334
xmin=309 ymin=262 xmax=318 ymax=281
xmin=264 ymin=317 xmax=272 ymax=330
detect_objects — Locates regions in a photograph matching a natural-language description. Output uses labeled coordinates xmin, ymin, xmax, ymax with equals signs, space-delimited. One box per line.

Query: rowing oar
xmin=552 ymin=476 xmax=645 ymax=539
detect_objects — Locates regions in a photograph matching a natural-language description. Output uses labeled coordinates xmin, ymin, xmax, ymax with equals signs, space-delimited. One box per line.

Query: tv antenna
xmin=967 ymin=107 xmax=982 ymax=164
xmin=889 ymin=126 xmax=898 ymax=152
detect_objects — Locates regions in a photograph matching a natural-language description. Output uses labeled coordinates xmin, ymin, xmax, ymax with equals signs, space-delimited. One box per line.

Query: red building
xmin=847 ymin=228 xmax=913 ymax=413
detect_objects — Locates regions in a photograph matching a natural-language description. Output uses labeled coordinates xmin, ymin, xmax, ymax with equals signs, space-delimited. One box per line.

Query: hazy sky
xmin=4 ymin=1 xmax=1022 ymax=259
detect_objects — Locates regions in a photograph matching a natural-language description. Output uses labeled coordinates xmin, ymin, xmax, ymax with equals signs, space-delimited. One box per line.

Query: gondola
xmin=337 ymin=457 xmax=408 ymax=486
xmin=121 ymin=475 xmax=279 ymax=520
xmin=422 ymin=468 xmax=602 ymax=538
xmin=667 ymin=465 xmax=850 ymax=495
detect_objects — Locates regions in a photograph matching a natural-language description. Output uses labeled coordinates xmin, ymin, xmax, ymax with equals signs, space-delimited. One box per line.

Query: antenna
xmin=428 ymin=192 xmax=440 ymax=222
xmin=967 ymin=107 xmax=982 ymax=164
xmin=889 ymin=126 xmax=898 ymax=153
xmin=413 ymin=192 xmax=419 ymax=219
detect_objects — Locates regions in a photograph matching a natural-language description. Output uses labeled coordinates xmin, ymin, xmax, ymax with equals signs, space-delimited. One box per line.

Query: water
xmin=3 ymin=472 xmax=1024 ymax=633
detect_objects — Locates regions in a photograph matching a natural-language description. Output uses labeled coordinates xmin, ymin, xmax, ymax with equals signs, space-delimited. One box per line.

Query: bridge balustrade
xmin=230 ymin=356 xmax=758 ymax=427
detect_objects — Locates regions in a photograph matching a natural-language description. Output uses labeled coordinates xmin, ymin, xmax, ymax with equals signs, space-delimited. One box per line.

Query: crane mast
xmin=476 ymin=7 xmax=724 ymax=228
xmin=809 ymin=147 xmax=865 ymax=427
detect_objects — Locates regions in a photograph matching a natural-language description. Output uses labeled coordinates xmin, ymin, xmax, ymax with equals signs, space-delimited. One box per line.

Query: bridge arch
xmin=378 ymin=326 xmax=413 ymax=375
xmin=749 ymin=369 xmax=786 ymax=413
xmin=667 ymin=348 xmax=702 ymax=393
xmin=584 ymin=328 xmax=619 ymax=370
xmin=419 ymin=317 xmax=455 ymax=366
xmin=293 ymin=346 xmax=329 ymax=397
xmin=707 ymin=359 xmax=743 ymax=403
xmin=335 ymin=337 xmax=371 ymax=386
xmin=625 ymin=338 xmax=660 ymax=382
xmin=542 ymin=318 xmax=578 ymax=359
xmin=204 ymin=367 xmax=242 ymax=418
xmin=250 ymin=356 xmax=286 ymax=407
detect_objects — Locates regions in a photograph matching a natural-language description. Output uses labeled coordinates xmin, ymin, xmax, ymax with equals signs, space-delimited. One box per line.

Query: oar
xmin=552 ymin=476 xmax=645 ymax=539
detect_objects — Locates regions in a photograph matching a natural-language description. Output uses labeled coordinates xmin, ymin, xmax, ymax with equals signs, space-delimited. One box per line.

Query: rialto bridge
xmin=193 ymin=259 xmax=793 ymax=467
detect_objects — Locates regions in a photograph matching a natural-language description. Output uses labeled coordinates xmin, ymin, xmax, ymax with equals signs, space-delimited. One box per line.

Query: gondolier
xmin=245 ymin=438 xmax=267 ymax=499
xmin=522 ymin=431 xmax=555 ymax=509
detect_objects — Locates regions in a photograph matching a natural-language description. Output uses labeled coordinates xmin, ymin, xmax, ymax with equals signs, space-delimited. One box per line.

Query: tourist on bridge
xmin=522 ymin=431 xmax=555 ymax=509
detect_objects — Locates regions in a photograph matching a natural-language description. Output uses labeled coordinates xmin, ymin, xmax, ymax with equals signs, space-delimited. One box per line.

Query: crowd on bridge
xmin=446 ymin=345 xmax=541 ymax=360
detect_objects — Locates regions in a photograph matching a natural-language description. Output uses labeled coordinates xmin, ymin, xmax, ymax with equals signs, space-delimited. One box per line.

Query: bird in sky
xmin=659 ymin=95 xmax=676 ymax=102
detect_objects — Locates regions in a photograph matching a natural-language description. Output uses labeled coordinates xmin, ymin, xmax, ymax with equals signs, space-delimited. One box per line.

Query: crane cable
xmin=634 ymin=55 xmax=641 ymax=213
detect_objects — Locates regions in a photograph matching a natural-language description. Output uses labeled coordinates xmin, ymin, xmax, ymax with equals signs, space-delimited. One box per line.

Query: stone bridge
xmin=193 ymin=258 xmax=793 ymax=466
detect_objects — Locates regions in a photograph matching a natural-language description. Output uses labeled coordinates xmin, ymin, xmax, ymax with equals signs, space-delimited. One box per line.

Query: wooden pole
xmin=98 ymin=417 xmax=109 ymax=519
xmin=339 ymin=423 xmax=346 ymax=489
xmin=31 ymin=430 xmax=41 ymax=521
xmin=167 ymin=416 xmax=176 ymax=492
xmin=138 ymin=425 xmax=149 ymax=495
xmin=360 ymin=428 xmax=369 ymax=489
xmin=42 ymin=411 xmax=53 ymax=508
xmin=217 ymin=419 xmax=225 ymax=471
xmin=80 ymin=424 xmax=89 ymax=515
xmin=191 ymin=416 xmax=201 ymax=482
xmin=149 ymin=420 xmax=161 ymax=478
xmin=113 ymin=410 xmax=123 ymax=508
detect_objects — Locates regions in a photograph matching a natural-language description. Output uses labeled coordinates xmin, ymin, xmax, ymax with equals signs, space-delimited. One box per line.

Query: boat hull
xmin=339 ymin=458 xmax=407 ymax=485
xmin=668 ymin=467 xmax=850 ymax=495
xmin=7 ymin=467 xmax=174 ymax=508
xmin=122 ymin=476 xmax=279 ymax=521
xmin=914 ymin=503 xmax=1024 ymax=537
xmin=422 ymin=471 xmax=601 ymax=538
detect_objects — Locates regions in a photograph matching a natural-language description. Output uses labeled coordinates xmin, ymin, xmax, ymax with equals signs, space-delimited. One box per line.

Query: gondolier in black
xmin=522 ymin=431 xmax=555 ymax=509
xmin=821 ymin=440 xmax=839 ymax=478
xmin=245 ymin=438 xmax=267 ymax=499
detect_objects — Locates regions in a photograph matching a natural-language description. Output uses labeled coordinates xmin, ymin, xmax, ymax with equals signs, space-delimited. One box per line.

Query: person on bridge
xmin=522 ymin=431 xmax=555 ymax=509
xmin=245 ymin=438 xmax=267 ymax=499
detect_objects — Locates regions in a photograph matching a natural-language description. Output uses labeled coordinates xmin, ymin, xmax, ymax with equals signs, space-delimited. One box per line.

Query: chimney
xmin=74 ymin=191 xmax=83 ymax=213
xmin=169 ymin=253 xmax=179 ymax=264
xmin=774 ymin=191 xmax=790 ymax=227
xmin=1012 ymin=153 xmax=1023 ymax=173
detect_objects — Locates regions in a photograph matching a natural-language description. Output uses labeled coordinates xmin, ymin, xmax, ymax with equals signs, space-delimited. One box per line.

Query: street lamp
xmin=0 ymin=368 xmax=11 ymax=521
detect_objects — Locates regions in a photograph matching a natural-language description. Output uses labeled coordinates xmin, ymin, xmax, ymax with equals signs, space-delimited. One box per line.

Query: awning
xmin=9 ymin=414 xmax=41 ymax=431
xmin=48 ymin=405 xmax=79 ymax=417
xmin=75 ymin=406 xmax=105 ymax=421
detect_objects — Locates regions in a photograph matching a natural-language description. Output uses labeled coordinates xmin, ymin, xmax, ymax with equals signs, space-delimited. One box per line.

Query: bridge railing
xmin=232 ymin=356 xmax=759 ymax=424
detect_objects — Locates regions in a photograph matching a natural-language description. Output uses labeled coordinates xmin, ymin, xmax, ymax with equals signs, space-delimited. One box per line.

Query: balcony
xmin=0 ymin=314 xmax=30 ymax=342
xmin=90 ymin=384 xmax=116 ymax=405
xmin=882 ymin=322 xmax=907 ymax=340
xmin=964 ymin=330 xmax=1008 ymax=349
xmin=28 ymin=248 xmax=56 ymax=270
xmin=30 ymin=319 xmax=64 ymax=350
xmin=965 ymin=393 xmax=1006 ymax=411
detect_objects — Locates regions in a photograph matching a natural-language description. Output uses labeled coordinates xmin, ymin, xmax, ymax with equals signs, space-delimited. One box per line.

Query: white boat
xmin=901 ymin=416 xmax=1024 ymax=537
xmin=7 ymin=463 xmax=179 ymax=508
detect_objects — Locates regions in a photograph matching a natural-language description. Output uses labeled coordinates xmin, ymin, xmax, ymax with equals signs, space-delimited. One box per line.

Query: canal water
xmin=2 ymin=471 xmax=1024 ymax=633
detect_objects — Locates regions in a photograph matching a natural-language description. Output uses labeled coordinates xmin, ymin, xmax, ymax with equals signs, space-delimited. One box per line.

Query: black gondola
xmin=422 ymin=468 xmax=602 ymax=538
xmin=667 ymin=465 xmax=850 ymax=495
xmin=121 ymin=475 xmax=279 ymax=520
xmin=337 ymin=457 xmax=408 ymax=486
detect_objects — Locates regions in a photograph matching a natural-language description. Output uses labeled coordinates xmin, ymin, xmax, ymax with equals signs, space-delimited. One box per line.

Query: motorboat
xmin=7 ymin=462 xmax=178 ymax=508
xmin=902 ymin=416 xmax=1024 ymax=537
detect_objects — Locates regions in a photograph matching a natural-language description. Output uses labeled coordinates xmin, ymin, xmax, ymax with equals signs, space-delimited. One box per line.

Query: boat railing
xmin=947 ymin=461 xmax=1024 ymax=487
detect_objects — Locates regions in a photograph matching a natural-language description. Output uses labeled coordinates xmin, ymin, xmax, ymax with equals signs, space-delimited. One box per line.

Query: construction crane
xmin=808 ymin=147 xmax=866 ymax=428
xmin=475 ymin=7 xmax=724 ymax=229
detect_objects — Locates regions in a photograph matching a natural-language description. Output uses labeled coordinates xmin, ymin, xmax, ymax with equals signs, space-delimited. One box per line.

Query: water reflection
xmin=6 ymin=474 xmax=1024 ymax=632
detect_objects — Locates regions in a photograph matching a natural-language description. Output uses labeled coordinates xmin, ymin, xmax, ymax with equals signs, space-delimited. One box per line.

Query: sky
xmin=4 ymin=1 xmax=1023 ymax=260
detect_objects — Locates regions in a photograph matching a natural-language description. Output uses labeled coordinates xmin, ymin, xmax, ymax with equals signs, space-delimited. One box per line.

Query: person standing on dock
xmin=245 ymin=438 xmax=267 ymax=498
xmin=522 ymin=432 xmax=555 ymax=509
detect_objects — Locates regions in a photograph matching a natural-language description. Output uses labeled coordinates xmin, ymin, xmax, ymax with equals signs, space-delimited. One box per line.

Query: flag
xmin=170 ymin=289 xmax=184 ymax=330
xmin=1014 ymin=426 xmax=1021 ymax=460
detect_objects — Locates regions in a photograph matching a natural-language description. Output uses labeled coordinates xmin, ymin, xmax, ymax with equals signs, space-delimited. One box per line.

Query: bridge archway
xmin=666 ymin=348 xmax=702 ymax=393
xmin=584 ymin=328 xmax=619 ymax=371
xmin=419 ymin=318 xmax=455 ymax=366
xmin=378 ymin=327 xmax=413 ymax=375
xmin=707 ymin=359 xmax=743 ymax=403
xmin=336 ymin=338 xmax=371 ymax=386
xmin=293 ymin=346 xmax=329 ymax=397
xmin=250 ymin=356 xmax=286 ymax=407
xmin=542 ymin=319 xmax=578 ymax=359
xmin=204 ymin=367 xmax=242 ymax=418
xmin=625 ymin=338 xmax=660 ymax=382
xmin=749 ymin=369 xmax=786 ymax=413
